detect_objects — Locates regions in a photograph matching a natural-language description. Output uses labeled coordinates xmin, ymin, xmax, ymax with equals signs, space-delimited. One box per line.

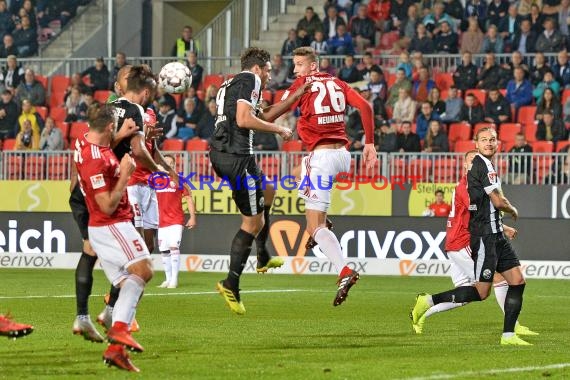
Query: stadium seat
xmin=1 ymin=138 xmax=16 ymax=151
xmin=465 ymin=89 xmax=486 ymax=106
xmin=281 ymin=140 xmax=303 ymax=152
xmin=556 ymin=140 xmax=570 ymax=152
xmin=448 ymin=123 xmax=472 ymax=148
xmin=531 ymin=141 xmax=554 ymax=153
xmin=93 ymin=90 xmax=112 ymax=104
xmin=523 ymin=122 xmax=538 ymax=143
xmin=534 ymin=156 xmax=553 ymax=184
xmin=4 ymin=155 xmax=23 ymax=179
xmin=36 ymin=106 xmax=48 ymax=120
xmin=49 ymin=91 xmax=66 ymax=109
xmin=55 ymin=121 xmax=70 ymax=140
xmin=517 ymin=105 xmax=537 ymax=125
xmin=408 ymin=158 xmax=431 ymax=181
xmin=35 ymin=75 xmax=48 ymax=90
xmin=562 ymin=89 xmax=570 ymax=107
xmin=171 ymin=93 xmax=183 ymax=108
xmin=473 ymin=122 xmax=496 ymax=136
xmin=494 ymin=156 xmax=508 ymax=176
xmin=390 ymin=158 xmax=407 ymax=177
xmin=498 ymin=123 xmax=522 ymax=142
xmin=185 ymin=139 xmax=208 ymax=151
xmin=25 ymin=155 xmax=46 ymax=180
xmin=192 ymin=155 xmax=215 ymax=178
xmin=502 ymin=140 xmax=516 ymax=153
xmin=433 ymin=157 xmax=457 ymax=183
xmin=386 ymin=72 xmax=396 ymax=87
xmin=69 ymin=122 xmax=89 ymax=142
xmin=202 ymin=75 xmax=225 ymax=91
xmin=50 ymin=107 xmax=67 ymax=122
xmin=435 ymin=73 xmax=453 ymax=91
xmin=47 ymin=155 xmax=69 ymax=180
xmin=379 ymin=31 xmax=399 ymax=49
xmin=50 ymin=75 xmax=71 ymax=94
xmin=162 ymin=138 xmax=184 ymax=151
xmin=454 ymin=140 xmax=476 ymax=152
xmin=259 ymin=157 xmax=281 ymax=179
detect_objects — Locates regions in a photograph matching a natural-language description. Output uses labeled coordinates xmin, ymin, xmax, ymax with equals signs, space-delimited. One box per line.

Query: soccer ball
xmin=158 ymin=62 xmax=192 ymax=94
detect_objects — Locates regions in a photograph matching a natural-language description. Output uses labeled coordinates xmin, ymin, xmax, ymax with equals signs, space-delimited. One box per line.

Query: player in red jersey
xmin=156 ymin=155 xmax=197 ymax=288
xmin=412 ymin=150 xmax=537 ymax=337
xmin=423 ymin=189 xmax=452 ymax=217
xmin=283 ymin=47 xmax=378 ymax=306
xmin=0 ymin=313 xmax=33 ymax=339
xmin=75 ymin=104 xmax=153 ymax=372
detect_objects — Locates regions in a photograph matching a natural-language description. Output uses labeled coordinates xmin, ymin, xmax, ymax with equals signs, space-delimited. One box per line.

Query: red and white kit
xmin=156 ymin=179 xmax=188 ymax=250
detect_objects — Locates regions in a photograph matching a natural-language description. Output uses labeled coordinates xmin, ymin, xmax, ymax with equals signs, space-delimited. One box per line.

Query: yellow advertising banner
xmin=0 ymin=181 xmax=392 ymax=216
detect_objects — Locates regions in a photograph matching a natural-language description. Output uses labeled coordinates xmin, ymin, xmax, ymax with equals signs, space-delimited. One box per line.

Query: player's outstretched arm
xmin=489 ymin=189 xmax=519 ymax=220
xmin=236 ymin=102 xmax=293 ymax=140
xmin=260 ymin=82 xmax=311 ymax=122
xmin=130 ymin=133 xmax=162 ymax=172
xmin=345 ymin=87 xmax=378 ymax=169
xmin=111 ymin=118 xmax=138 ymax=149
xmin=94 ymin=154 xmax=136 ymax=215
xmin=183 ymin=183 xmax=197 ymax=229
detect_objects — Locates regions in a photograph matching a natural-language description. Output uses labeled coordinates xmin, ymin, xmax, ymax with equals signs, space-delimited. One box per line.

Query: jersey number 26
xmin=311 ymin=81 xmax=346 ymax=115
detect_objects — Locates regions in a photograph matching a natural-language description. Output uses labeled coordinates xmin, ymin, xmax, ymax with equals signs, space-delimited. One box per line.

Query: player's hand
xmin=362 ymin=143 xmax=378 ymax=170
xmin=116 ymin=118 xmax=138 ymax=141
xmin=120 ymin=153 xmax=136 ymax=175
xmin=186 ymin=216 xmax=197 ymax=229
xmin=503 ymin=225 xmax=518 ymax=240
xmin=292 ymin=82 xmax=312 ymax=100
xmin=146 ymin=124 xmax=163 ymax=141
xmin=278 ymin=126 xmax=293 ymax=141
xmin=510 ymin=206 xmax=518 ymax=221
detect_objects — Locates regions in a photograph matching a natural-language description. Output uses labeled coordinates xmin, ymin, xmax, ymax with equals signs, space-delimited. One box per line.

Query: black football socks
xmin=75 ymin=252 xmax=98 ymax=315
xmin=503 ymin=284 xmax=525 ymax=333
xmin=432 ymin=286 xmax=482 ymax=305
xmin=226 ymin=229 xmax=255 ymax=290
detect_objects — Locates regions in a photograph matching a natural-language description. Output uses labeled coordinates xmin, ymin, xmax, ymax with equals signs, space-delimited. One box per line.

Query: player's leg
xmin=167 ymin=225 xmax=184 ymax=288
xmin=493 ymin=272 xmax=538 ymax=336
xmin=157 ymin=227 xmax=171 ymax=287
xmin=142 ymin=185 xmax=158 ymax=252
xmin=255 ymin=183 xmax=284 ymax=273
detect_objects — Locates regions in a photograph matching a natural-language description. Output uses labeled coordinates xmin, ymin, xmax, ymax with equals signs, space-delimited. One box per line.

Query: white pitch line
xmin=0 ymin=288 xmax=308 ymax=300
xmin=402 ymin=363 xmax=570 ymax=380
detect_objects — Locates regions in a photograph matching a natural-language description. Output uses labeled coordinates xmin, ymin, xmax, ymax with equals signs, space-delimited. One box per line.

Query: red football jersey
xmin=429 ymin=202 xmax=452 ymax=217
xmin=74 ymin=137 xmax=133 ymax=227
xmin=284 ymin=72 xmax=374 ymax=151
xmin=156 ymin=178 xmax=189 ymax=227
xmin=128 ymin=138 xmax=155 ymax=186
xmin=445 ymin=176 xmax=471 ymax=251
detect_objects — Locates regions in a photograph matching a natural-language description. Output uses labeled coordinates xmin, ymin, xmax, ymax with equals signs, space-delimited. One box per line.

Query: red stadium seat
xmin=473 ymin=122 xmax=496 ymax=136
xmin=50 ymin=107 xmax=67 ymax=122
xmin=202 ymin=75 xmax=224 ymax=91
xmin=49 ymin=91 xmax=66 ymax=109
xmin=391 ymin=158 xmax=407 ymax=177
xmin=562 ymin=89 xmax=570 ymax=107
xmin=408 ymin=158 xmax=431 ymax=181
xmin=448 ymin=123 xmax=472 ymax=148
xmin=386 ymin=72 xmax=396 ymax=87
xmin=69 ymin=122 xmax=89 ymax=142
xmin=281 ymin=140 xmax=303 ymax=152
xmin=534 ymin=156 xmax=553 ymax=183
xmin=25 ymin=155 xmax=46 ymax=180
xmin=1 ymin=138 xmax=16 ymax=151
xmin=523 ymin=122 xmax=538 ymax=143
xmin=498 ymin=123 xmax=522 ymax=142
xmin=556 ymin=140 xmax=570 ymax=152
xmin=50 ymin=75 xmax=71 ymax=94
xmin=465 ymin=89 xmax=486 ymax=106
xmin=454 ymin=140 xmax=476 ymax=152
xmin=531 ymin=141 xmax=554 ymax=153
xmin=46 ymin=154 xmax=69 ymax=180
xmin=36 ymin=106 xmax=48 ymax=120
xmin=185 ymin=139 xmax=208 ymax=151
xmin=162 ymin=138 xmax=184 ymax=151
xmin=433 ymin=158 xmax=457 ymax=183
xmin=192 ymin=155 xmax=215 ymax=178
xmin=259 ymin=157 xmax=281 ymax=179
xmin=517 ymin=105 xmax=537 ymax=125
xmin=55 ymin=121 xmax=70 ymax=140
xmin=3 ymin=155 xmax=23 ymax=179
xmin=93 ymin=90 xmax=112 ymax=104
xmin=35 ymin=75 xmax=48 ymax=90
xmin=502 ymin=140 xmax=516 ymax=153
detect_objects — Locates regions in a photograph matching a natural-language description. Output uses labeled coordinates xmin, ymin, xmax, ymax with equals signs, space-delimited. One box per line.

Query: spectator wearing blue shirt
xmin=327 ymin=24 xmax=355 ymax=55
xmin=415 ymin=101 xmax=441 ymax=140
xmin=506 ymin=67 xmax=533 ymax=111
xmin=552 ymin=50 xmax=570 ymax=89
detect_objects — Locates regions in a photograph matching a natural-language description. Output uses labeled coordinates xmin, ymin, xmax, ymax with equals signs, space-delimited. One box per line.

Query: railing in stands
xmin=2 ymin=151 xmax=569 ymax=186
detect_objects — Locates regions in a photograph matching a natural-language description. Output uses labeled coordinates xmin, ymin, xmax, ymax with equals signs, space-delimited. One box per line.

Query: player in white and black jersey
xmin=210 ymin=47 xmax=308 ymax=315
xmin=411 ymin=127 xmax=532 ymax=346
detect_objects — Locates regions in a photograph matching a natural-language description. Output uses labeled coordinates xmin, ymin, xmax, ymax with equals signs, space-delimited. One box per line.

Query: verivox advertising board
xmin=0 ymin=213 xmax=568 ymax=261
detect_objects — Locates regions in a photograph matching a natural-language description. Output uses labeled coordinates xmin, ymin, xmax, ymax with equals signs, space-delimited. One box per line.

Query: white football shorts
xmin=158 ymin=224 xmax=183 ymax=251
xmin=447 ymin=246 xmax=476 ymax=287
xmin=127 ymin=183 xmax=158 ymax=229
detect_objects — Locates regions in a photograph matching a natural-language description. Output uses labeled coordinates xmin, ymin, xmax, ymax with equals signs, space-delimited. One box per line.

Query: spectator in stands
xmin=528 ymin=4 xmax=545 ymax=35
xmin=0 ymin=89 xmax=17 ymax=139
xmin=39 ymin=116 xmax=63 ymax=151
xmin=508 ymin=133 xmax=533 ymax=184
xmin=184 ymin=86 xmax=204 ymax=114
xmin=396 ymin=52 xmax=413 ymax=78
xmin=81 ymin=57 xmax=110 ymax=92
xmin=488 ymin=0 xmax=509 ymax=29
xmin=18 ymin=99 xmax=43 ymax=136
xmin=367 ymin=0 xmax=392 ymax=33
xmin=552 ymin=50 xmax=570 ymax=88
xmin=184 ymin=51 xmax=204 ymax=91
xmin=477 ymin=53 xmax=502 ymax=90
xmin=21 ymin=0 xmax=37 ymax=27
xmin=350 ymin=4 xmax=376 ymax=53
xmin=499 ymin=4 xmax=522 ymax=48
xmin=12 ymin=15 xmax=36 ymax=57
xmin=423 ymin=189 xmax=451 ymax=217
xmin=511 ymin=19 xmax=536 ymax=54
xmin=536 ymin=17 xmax=565 ymax=52
xmin=393 ymin=88 xmax=417 ymax=125
xmin=156 ymin=95 xmax=178 ymax=141
xmin=410 ymin=23 xmax=434 ymax=54
xmin=319 ymin=57 xmax=337 ymax=76
xmin=484 ymin=87 xmax=511 ymax=125
xmin=440 ymin=86 xmax=463 ymax=122
xmin=463 ymin=0 xmax=487 ymax=32
xmin=516 ymin=0 xmax=536 ymax=17
xmin=442 ymin=0 xmax=464 ymax=20
xmin=547 ymin=155 xmax=570 ymax=184
xmin=398 ymin=4 xmax=420 ymax=50
xmin=0 ymin=1 xmax=15 ymax=40
xmin=387 ymin=68 xmax=411 ymax=107
xmin=64 ymin=85 xmax=83 ymax=122
xmin=536 ymin=87 xmax=562 ymax=121
xmin=327 ymin=24 xmax=355 ymax=55
xmin=64 ymin=73 xmax=90 ymax=102
xmin=359 ymin=52 xmax=382 ymax=82
xmin=368 ymin=69 xmax=387 ymax=102
xmin=375 ymin=120 xmax=398 ymax=152
xmin=204 ymin=84 xmax=218 ymax=104
xmin=424 ymin=2 xmax=456 ymax=34
xmin=176 ymin=97 xmax=202 ymax=141
xmin=310 ymin=31 xmax=328 ymax=55
xmin=506 ymin=67 xmax=533 ymax=111
xmin=281 ymin=28 xmax=302 ymax=57
xmin=416 ymin=101 xmax=441 ymax=140
xmin=531 ymin=52 xmax=550 ymax=86
xmin=547 ymin=0 xmax=570 ymax=38
xmin=194 ymin=98 xmax=215 ymax=143
xmin=0 ymin=34 xmax=17 ymax=58
xmin=77 ymin=89 xmax=94 ymax=121
xmin=373 ymin=93 xmax=389 ymax=123
xmin=412 ymin=66 xmax=436 ymax=102
xmin=533 ymin=70 xmax=561 ymax=102
xmin=323 ymin=5 xmax=346 ymax=41
xmin=14 ymin=119 xmax=38 ymax=150
xmin=37 ymin=0 xmax=79 ymax=29
xmin=423 ymin=120 xmax=449 ymax=152
xmin=171 ymin=25 xmax=199 ymax=58
xmin=452 ymin=51 xmax=478 ymax=92
xmin=109 ymin=52 xmax=127 ymax=90
xmin=337 ymin=55 xmax=362 ymax=83
xmin=536 ymin=109 xmax=568 ymax=142
xmin=481 ymin=25 xmax=504 ymax=53
xmin=419 ymin=0 xmax=436 ymax=17
xmin=253 ymin=131 xmax=279 ymax=151
xmin=427 ymin=87 xmax=445 ymax=115
xmin=15 ymin=69 xmax=45 ymax=106
xmin=460 ymin=17 xmax=484 ymax=54
xmin=324 ymin=1 xmax=353 ymax=20
xmin=563 ymin=93 xmax=570 ymax=123
xmin=296 ymin=27 xmax=311 ymax=47
xmin=296 ymin=7 xmax=323 ymax=39
xmin=434 ymin=20 xmax=458 ymax=54
xmin=396 ymin=120 xmax=421 ymax=152
xmin=458 ymin=93 xmax=485 ymax=125
xmin=502 ymin=51 xmax=530 ymax=83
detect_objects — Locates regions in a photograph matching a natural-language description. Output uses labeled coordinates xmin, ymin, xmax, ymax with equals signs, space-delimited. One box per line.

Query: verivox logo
xmin=186 ymin=255 xmax=203 ymax=272
xmin=399 ymin=260 xmax=417 ymax=275
xmin=398 ymin=259 xmax=451 ymax=276
xmin=269 ymin=220 xmax=310 ymax=257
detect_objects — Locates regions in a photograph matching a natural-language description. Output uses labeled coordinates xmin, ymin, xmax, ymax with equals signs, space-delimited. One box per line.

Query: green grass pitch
xmin=0 ymin=269 xmax=569 ymax=379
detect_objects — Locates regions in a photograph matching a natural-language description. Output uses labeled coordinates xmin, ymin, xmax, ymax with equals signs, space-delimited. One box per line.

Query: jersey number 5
xmin=311 ymin=81 xmax=346 ymax=115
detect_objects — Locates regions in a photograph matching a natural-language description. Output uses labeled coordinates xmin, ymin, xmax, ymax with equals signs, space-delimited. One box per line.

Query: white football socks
xmin=170 ymin=249 xmax=180 ymax=285
xmin=113 ymin=274 xmax=145 ymax=325
xmin=161 ymin=252 xmax=172 ymax=283
xmin=493 ymin=280 xmax=508 ymax=314
xmin=313 ymin=227 xmax=345 ymax=273
xmin=424 ymin=302 xmax=466 ymax=318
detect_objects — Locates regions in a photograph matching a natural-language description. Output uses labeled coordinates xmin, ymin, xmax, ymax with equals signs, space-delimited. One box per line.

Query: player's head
xmin=463 ymin=149 xmax=478 ymax=173
xmin=240 ymin=47 xmax=271 ymax=88
xmin=474 ymin=127 xmax=498 ymax=158
xmin=88 ymin=103 xmax=118 ymax=138
xmin=292 ymin=47 xmax=319 ymax=78
xmin=115 ymin=64 xmax=132 ymax=96
xmin=125 ymin=64 xmax=157 ymax=105
xmin=163 ymin=154 xmax=176 ymax=169
xmin=434 ymin=189 xmax=444 ymax=203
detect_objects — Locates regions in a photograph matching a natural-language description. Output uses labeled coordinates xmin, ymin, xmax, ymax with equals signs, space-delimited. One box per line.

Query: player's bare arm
xmin=503 ymin=224 xmax=518 ymax=240
xmin=94 ymin=154 xmax=136 ymax=215
xmin=130 ymin=133 xmax=164 ymax=173
xmin=236 ymin=101 xmax=293 ymax=140
xmin=259 ymin=82 xmax=311 ymax=122
xmin=346 ymin=86 xmax=378 ymax=169
xmin=70 ymin=164 xmax=78 ymax=192
xmin=110 ymin=118 xmax=138 ymax=149
xmin=489 ymin=189 xmax=519 ymax=220
xmin=184 ymin=183 xmax=197 ymax=229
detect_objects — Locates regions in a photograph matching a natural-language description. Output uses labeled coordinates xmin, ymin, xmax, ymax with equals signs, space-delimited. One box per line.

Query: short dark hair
xmin=435 ymin=189 xmax=444 ymax=196
xmin=126 ymin=64 xmax=156 ymax=93
xmin=240 ymin=47 xmax=270 ymax=71
xmin=89 ymin=104 xmax=117 ymax=133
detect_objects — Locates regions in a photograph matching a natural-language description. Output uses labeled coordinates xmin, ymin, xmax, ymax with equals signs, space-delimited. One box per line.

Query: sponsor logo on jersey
xmin=488 ymin=172 xmax=497 ymax=184
xmin=90 ymin=174 xmax=106 ymax=189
